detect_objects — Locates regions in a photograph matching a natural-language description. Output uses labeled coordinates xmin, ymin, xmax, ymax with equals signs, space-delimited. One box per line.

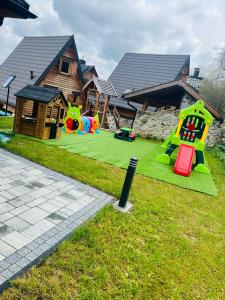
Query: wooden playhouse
xmin=14 ymin=85 xmax=68 ymax=139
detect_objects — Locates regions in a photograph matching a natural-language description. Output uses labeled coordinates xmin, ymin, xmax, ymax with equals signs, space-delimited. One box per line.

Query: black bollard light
xmin=118 ymin=157 xmax=138 ymax=209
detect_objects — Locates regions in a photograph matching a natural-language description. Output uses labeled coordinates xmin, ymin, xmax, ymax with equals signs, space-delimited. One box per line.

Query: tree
xmin=199 ymin=48 xmax=225 ymax=117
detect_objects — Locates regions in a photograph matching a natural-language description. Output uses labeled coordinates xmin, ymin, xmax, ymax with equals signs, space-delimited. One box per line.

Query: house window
xmin=59 ymin=58 xmax=72 ymax=75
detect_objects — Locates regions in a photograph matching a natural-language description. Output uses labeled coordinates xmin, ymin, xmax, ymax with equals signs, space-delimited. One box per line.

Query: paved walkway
xmin=0 ymin=148 xmax=113 ymax=292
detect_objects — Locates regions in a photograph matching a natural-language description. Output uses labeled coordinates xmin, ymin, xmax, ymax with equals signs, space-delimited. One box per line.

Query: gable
xmin=109 ymin=53 xmax=190 ymax=96
xmin=39 ymin=47 xmax=83 ymax=99
xmin=49 ymin=93 xmax=68 ymax=108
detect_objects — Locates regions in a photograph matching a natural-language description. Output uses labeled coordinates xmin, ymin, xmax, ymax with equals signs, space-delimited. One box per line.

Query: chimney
xmin=193 ymin=68 xmax=200 ymax=78
xmin=79 ymin=59 xmax=86 ymax=65
xmin=30 ymin=70 xmax=35 ymax=80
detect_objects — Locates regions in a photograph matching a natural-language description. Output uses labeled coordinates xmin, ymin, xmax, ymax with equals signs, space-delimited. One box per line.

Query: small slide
xmin=174 ymin=144 xmax=195 ymax=176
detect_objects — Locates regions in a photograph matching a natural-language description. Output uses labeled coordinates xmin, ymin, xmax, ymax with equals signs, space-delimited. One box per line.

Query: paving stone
xmin=2 ymin=232 xmax=31 ymax=250
xmin=0 ymin=260 xmax=10 ymax=270
xmin=0 ymin=203 xmax=14 ymax=214
xmin=46 ymin=213 xmax=65 ymax=225
xmin=66 ymin=202 xmax=83 ymax=213
xmin=1 ymin=269 xmax=14 ymax=280
xmin=0 ymin=254 xmax=5 ymax=262
xmin=5 ymin=217 xmax=30 ymax=232
xmin=22 ymin=219 xmax=55 ymax=240
xmin=16 ymin=257 xmax=30 ymax=269
xmin=5 ymin=252 xmax=21 ymax=264
xmin=0 ymin=224 xmax=13 ymax=238
xmin=8 ymin=264 xmax=22 ymax=274
xmin=19 ymin=207 xmax=49 ymax=224
xmin=26 ymin=241 xmax=40 ymax=251
xmin=0 ymin=241 xmax=16 ymax=257
xmin=16 ymin=247 xmax=31 ymax=257
xmin=27 ymin=197 xmax=47 ymax=208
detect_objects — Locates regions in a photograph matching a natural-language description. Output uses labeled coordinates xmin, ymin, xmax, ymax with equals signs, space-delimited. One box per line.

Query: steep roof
xmin=15 ymin=85 xmax=67 ymax=104
xmin=109 ymin=53 xmax=190 ymax=96
xmin=0 ymin=35 xmax=82 ymax=106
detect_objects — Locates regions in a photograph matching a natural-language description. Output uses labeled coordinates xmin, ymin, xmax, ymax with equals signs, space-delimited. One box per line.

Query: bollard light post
xmin=114 ymin=157 xmax=138 ymax=213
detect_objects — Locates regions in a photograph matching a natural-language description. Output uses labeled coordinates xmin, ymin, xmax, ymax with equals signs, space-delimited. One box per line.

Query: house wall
xmin=39 ymin=47 xmax=83 ymax=102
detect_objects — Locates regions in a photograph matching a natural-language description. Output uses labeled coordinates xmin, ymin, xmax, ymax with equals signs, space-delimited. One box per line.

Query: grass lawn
xmin=0 ymin=116 xmax=14 ymax=132
xmin=0 ymin=134 xmax=225 ymax=299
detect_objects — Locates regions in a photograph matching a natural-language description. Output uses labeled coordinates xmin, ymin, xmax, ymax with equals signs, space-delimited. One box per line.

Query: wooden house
xmin=14 ymin=85 xmax=68 ymax=139
xmin=0 ymin=35 xmax=97 ymax=113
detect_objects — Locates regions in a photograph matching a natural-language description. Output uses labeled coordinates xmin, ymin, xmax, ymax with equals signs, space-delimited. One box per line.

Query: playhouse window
xmin=52 ymin=106 xmax=60 ymax=119
xmin=59 ymin=58 xmax=71 ymax=75
xmin=46 ymin=106 xmax=52 ymax=118
xmin=22 ymin=100 xmax=38 ymax=120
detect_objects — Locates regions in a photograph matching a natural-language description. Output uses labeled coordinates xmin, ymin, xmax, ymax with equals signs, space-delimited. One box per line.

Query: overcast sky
xmin=1 ymin=0 xmax=225 ymax=78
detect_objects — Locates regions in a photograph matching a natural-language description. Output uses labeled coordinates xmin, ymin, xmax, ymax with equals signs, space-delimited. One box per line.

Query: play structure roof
xmin=109 ymin=53 xmax=190 ymax=96
xmin=0 ymin=0 xmax=37 ymax=26
xmin=15 ymin=85 xmax=67 ymax=104
xmin=123 ymin=80 xmax=223 ymax=121
xmin=83 ymin=75 xmax=118 ymax=97
xmin=0 ymin=35 xmax=84 ymax=106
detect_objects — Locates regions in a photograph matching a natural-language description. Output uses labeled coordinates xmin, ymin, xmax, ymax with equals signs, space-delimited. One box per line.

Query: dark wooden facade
xmin=40 ymin=48 xmax=83 ymax=103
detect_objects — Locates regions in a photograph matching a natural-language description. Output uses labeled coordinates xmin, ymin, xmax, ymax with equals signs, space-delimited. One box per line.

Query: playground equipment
xmin=64 ymin=104 xmax=100 ymax=134
xmin=114 ymin=128 xmax=136 ymax=142
xmin=157 ymin=100 xmax=213 ymax=176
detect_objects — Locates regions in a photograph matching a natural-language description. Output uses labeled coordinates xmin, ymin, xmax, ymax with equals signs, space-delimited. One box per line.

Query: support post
xmin=101 ymin=95 xmax=110 ymax=128
xmin=142 ymin=99 xmax=149 ymax=112
xmin=94 ymin=92 xmax=100 ymax=114
xmin=5 ymin=86 xmax=10 ymax=116
xmin=114 ymin=157 xmax=138 ymax=212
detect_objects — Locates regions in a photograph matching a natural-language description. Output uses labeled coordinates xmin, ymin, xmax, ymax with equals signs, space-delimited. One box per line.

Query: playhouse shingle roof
xmin=15 ymin=85 xmax=67 ymax=103
xmin=0 ymin=35 xmax=80 ymax=106
xmin=109 ymin=53 xmax=190 ymax=96
xmin=83 ymin=76 xmax=117 ymax=97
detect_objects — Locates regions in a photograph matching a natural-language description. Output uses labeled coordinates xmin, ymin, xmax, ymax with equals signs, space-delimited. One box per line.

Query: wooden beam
xmin=84 ymin=90 xmax=89 ymax=110
xmin=94 ymin=92 xmax=101 ymax=114
xmin=101 ymin=95 xmax=110 ymax=127
xmin=123 ymin=81 xmax=179 ymax=99
xmin=142 ymin=100 xmax=149 ymax=112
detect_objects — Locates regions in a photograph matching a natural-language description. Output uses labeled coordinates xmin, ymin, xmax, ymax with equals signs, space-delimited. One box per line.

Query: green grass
xmin=42 ymin=131 xmax=217 ymax=196
xmin=0 ymin=135 xmax=225 ymax=299
xmin=0 ymin=116 xmax=14 ymax=131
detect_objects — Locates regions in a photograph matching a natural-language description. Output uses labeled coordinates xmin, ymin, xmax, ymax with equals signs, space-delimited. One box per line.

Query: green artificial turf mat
xmin=43 ymin=131 xmax=217 ymax=196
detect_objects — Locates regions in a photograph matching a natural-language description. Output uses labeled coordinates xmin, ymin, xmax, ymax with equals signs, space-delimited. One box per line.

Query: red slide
xmin=174 ymin=144 xmax=195 ymax=176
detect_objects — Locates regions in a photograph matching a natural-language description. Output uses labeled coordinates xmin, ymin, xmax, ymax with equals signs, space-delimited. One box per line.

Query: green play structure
xmin=157 ymin=100 xmax=214 ymax=176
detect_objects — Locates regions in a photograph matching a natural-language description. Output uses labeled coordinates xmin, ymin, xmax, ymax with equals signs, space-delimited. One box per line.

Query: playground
xmin=42 ymin=130 xmax=217 ymax=196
